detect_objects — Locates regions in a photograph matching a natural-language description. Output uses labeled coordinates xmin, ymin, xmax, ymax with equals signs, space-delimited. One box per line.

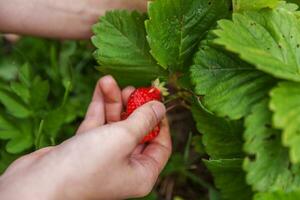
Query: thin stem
xmin=166 ymin=104 xmax=178 ymax=112
xmin=184 ymin=132 xmax=193 ymax=164
xmin=50 ymin=137 xmax=55 ymax=146
xmin=164 ymin=95 xmax=181 ymax=105
xmin=62 ymin=81 xmax=72 ymax=107
xmin=166 ymin=101 xmax=191 ymax=112
xmin=183 ymin=170 xmax=212 ymax=190
xmin=35 ymin=119 xmax=44 ymax=149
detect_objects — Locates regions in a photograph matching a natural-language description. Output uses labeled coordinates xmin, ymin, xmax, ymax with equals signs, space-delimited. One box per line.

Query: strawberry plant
xmin=91 ymin=0 xmax=300 ymax=199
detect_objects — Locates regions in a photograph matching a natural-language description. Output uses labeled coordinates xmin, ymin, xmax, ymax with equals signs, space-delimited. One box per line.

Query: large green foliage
xmin=191 ymin=40 xmax=276 ymax=120
xmin=215 ymin=7 xmax=300 ymax=82
xmin=244 ymin=99 xmax=300 ymax=192
xmin=205 ymin=159 xmax=253 ymax=200
xmin=270 ymin=82 xmax=300 ymax=163
xmin=191 ymin=101 xmax=244 ymax=160
xmin=92 ymin=11 xmax=167 ymax=86
xmin=145 ymin=0 xmax=231 ymax=71
xmin=192 ymin=101 xmax=253 ymax=199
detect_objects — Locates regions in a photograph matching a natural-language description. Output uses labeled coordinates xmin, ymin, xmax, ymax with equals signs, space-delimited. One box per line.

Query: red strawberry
xmin=122 ymin=79 xmax=168 ymax=143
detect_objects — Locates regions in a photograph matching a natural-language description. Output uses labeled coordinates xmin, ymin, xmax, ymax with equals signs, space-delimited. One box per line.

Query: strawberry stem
xmin=152 ymin=78 xmax=169 ymax=96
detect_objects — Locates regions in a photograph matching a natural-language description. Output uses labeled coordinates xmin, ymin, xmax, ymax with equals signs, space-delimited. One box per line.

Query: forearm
xmin=0 ymin=0 xmax=147 ymax=39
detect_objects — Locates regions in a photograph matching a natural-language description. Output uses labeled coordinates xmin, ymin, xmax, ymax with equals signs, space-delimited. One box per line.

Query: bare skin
xmin=0 ymin=76 xmax=172 ymax=199
xmin=0 ymin=0 xmax=147 ymax=39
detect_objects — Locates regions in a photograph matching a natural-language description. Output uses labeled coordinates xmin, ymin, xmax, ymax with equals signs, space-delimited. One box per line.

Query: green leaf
xmin=191 ymin=101 xmax=244 ymax=159
xmin=161 ymin=154 xmax=186 ymax=176
xmin=19 ymin=63 xmax=33 ymax=87
xmin=177 ymin=73 xmax=194 ymax=91
xmin=244 ymin=99 xmax=300 ymax=191
xmin=209 ymin=188 xmax=222 ymax=200
xmin=6 ymin=134 xmax=33 ymax=154
xmin=287 ymin=0 xmax=300 ymax=6
xmin=191 ymin=41 xmax=276 ymax=119
xmin=43 ymin=106 xmax=73 ymax=140
xmin=278 ymin=1 xmax=300 ymax=11
xmin=10 ymin=82 xmax=30 ymax=103
xmin=30 ymin=78 xmax=50 ymax=110
xmin=0 ymin=114 xmax=20 ymax=139
xmin=255 ymin=190 xmax=300 ymax=200
xmin=146 ymin=0 xmax=230 ymax=71
xmin=0 ymin=78 xmax=7 ymax=89
xmin=270 ymin=81 xmax=300 ymax=163
xmin=233 ymin=0 xmax=280 ymax=12
xmin=5 ymin=121 xmax=33 ymax=154
xmin=215 ymin=8 xmax=300 ymax=82
xmin=0 ymin=88 xmax=31 ymax=118
xmin=0 ymin=61 xmax=19 ymax=82
xmin=192 ymin=135 xmax=206 ymax=155
xmin=92 ymin=10 xmax=166 ymax=86
xmin=204 ymin=159 xmax=253 ymax=200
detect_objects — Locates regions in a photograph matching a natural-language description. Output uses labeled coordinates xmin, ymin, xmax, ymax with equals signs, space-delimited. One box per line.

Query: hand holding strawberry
xmin=122 ymin=79 xmax=169 ymax=143
xmin=0 ymin=76 xmax=172 ymax=200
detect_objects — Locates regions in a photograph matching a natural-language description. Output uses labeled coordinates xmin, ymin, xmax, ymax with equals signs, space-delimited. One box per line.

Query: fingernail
xmin=100 ymin=75 xmax=114 ymax=84
xmin=151 ymin=102 xmax=166 ymax=120
xmin=125 ymin=86 xmax=135 ymax=91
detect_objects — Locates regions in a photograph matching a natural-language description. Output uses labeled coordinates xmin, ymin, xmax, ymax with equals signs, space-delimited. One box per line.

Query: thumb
xmin=120 ymin=101 xmax=166 ymax=144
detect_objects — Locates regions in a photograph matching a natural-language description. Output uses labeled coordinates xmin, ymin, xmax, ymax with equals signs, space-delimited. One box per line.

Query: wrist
xmin=0 ymin=0 xmax=101 ymax=39
xmin=0 ymin=154 xmax=69 ymax=200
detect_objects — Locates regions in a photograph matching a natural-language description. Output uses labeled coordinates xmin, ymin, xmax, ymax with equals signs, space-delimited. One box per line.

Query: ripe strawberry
xmin=122 ymin=79 xmax=168 ymax=143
